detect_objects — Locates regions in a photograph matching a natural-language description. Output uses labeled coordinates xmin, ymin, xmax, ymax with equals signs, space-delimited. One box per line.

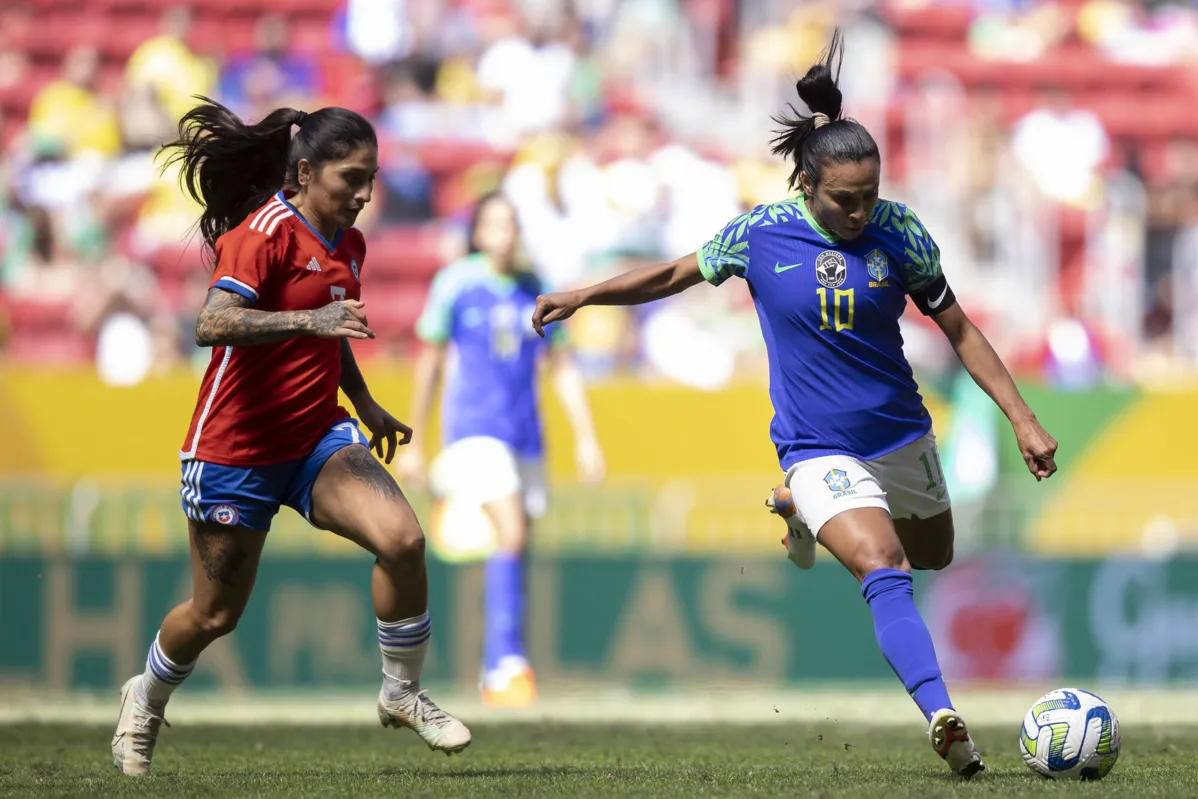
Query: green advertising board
xmin=1 ymin=554 xmax=1196 ymax=690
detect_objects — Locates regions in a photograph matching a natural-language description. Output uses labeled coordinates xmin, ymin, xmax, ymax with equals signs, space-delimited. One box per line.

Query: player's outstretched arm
xmin=932 ymin=303 xmax=1059 ymax=481
xmin=531 ymin=253 xmax=705 ymax=337
xmin=546 ymin=346 xmax=605 ymax=483
xmin=394 ymin=342 xmax=446 ymax=489
xmin=195 ymin=288 xmax=376 ymax=347
xmin=338 ymin=338 xmax=412 ymax=463
xmin=338 ymin=338 xmax=370 ymax=403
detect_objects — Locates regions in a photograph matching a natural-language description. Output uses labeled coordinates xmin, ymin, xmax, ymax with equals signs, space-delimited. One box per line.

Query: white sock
xmin=378 ymin=612 xmax=430 ymax=696
xmin=135 ymin=632 xmax=195 ymax=709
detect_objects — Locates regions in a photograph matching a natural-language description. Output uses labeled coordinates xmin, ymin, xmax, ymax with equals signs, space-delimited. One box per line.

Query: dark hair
xmin=770 ymin=30 xmax=880 ymax=191
xmin=28 ymin=206 xmax=54 ymax=263
xmin=160 ymin=97 xmax=377 ymax=265
xmin=466 ymin=191 xmax=517 ymax=256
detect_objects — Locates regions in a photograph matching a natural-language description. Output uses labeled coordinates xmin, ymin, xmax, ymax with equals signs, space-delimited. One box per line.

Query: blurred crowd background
xmin=3 ymin=0 xmax=1198 ymax=389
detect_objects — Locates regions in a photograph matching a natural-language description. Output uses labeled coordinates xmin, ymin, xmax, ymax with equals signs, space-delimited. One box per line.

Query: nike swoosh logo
xmin=774 ymin=262 xmax=803 ymax=273
xmin=927 ymin=285 xmax=949 ymax=309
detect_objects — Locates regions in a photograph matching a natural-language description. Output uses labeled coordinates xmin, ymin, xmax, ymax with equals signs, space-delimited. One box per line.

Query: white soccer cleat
xmin=929 ymin=707 xmax=985 ymax=777
xmin=111 ymin=676 xmax=169 ymax=776
xmin=378 ymin=683 xmax=472 ymax=755
xmin=767 ymin=484 xmax=816 ymax=569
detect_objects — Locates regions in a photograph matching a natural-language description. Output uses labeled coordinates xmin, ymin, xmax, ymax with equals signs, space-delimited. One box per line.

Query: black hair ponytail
xmin=160 ymin=97 xmax=377 ymax=265
xmin=769 ymin=30 xmax=879 ymax=191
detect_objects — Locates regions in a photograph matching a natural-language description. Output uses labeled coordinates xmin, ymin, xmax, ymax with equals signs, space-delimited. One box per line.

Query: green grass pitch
xmin=3 ymin=722 xmax=1196 ymax=797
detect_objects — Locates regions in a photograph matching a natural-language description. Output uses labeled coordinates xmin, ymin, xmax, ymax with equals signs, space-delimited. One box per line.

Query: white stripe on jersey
xmin=183 ymin=460 xmax=205 ymax=521
xmin=213 ymin=276 xmax=259 ymax=301
xmin=194 ymin=462 xmax=204 ymax=517
xmin=180 ymin=346 xmax=235 ymax=460
xmin=264 ymin=207 xmax=293 ymax=235
xmin=251 ymin=202 xmax=293 ymax=235
xmin=336 ymin=421 xmax=361 ymax=445
xmin=181 ymin=461 xmax=196 ymax=516
xmin=249 ymin=199 xmax=286 ymax=232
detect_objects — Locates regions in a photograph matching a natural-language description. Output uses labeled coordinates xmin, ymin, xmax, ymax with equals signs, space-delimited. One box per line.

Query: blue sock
xmin=861 ymin=568 xmax=953 ymax=721
xmin=483 ymin=552 xmax=526 ymax=673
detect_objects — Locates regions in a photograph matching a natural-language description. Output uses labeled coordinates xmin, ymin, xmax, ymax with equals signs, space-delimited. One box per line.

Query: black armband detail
xmin=910 ymin=274 xmax=956 ymax=316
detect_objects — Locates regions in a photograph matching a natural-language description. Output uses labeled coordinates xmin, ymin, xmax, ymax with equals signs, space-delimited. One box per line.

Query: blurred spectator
xmin=378 ymin=57 xmax=443 ymax=143
xmin=959 ymin=83 xmax=1011 ymax=266
xmin=1011 ymin=85 xmax=1109 ymax=209
xmin=3 ymin=0 xmax=1198 ymax=384
xmin=1144 ymin=139 xmax=1198 ymax=344
xmin=969 ymin=1 xmax=1068 ymax=61
xmin=1077 ymin=0 xmax=1198 ymax=66
xmin=0 ymin=205 xmax=80 ymax=301
xmin=74 ymin=255 xmax=163 ymax=386
xmin=125 ymin=6 xmax=217 ymax=123
xmin=219 ymin=14 xmax=319 ymax=120
xmin=338 ymin=0 xmax=415 ymax=66
xmin=475 ymin=4 xmax=577 ymax=145
xmin=27 ymin=46 xmax=121 ymax=159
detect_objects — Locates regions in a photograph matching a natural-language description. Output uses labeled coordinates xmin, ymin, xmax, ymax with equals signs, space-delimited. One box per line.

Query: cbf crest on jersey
xmin=824 ymin=468 xmax=852 ymax=492
xmin=815 ymin=251 xmax=847 ymax=288
xmin=350 ymin=258 xmax=360 ymax=282
xmin=866 ymin=249 xmax=889 ymax=286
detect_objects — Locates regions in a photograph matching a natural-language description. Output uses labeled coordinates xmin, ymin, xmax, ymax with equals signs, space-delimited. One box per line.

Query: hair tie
xmin=295 ymin=111 xmax=308 ymax=129
xmin=812 ymin=112 xmax=831 ymax=129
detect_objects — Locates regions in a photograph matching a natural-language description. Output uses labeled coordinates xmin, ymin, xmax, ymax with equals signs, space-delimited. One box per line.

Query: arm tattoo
xmin=339 ymin=339 xmax=369 ymax=399
xmin=195 ymin=288 xmax=312 ymax=347
xmin=193 ymin=527 xmax=251 ymax=587
xmin=195 ymin=288 xmax=357 ymax=347
xmin=342 ymin=446 xmax=404 ymax=502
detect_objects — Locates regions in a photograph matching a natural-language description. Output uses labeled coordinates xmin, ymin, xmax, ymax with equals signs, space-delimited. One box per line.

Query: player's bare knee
xmin=374 ymin=521 xmax=426 ymax=567
xmin=849 ymin=542 xmax=909 ymax=582
xmin=493 ymin=518 xmax=528 ymax=553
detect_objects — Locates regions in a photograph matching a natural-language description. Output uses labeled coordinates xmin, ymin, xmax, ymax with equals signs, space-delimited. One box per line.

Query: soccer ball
xmin=1019 ymin=688 xmax=1120 ymax=780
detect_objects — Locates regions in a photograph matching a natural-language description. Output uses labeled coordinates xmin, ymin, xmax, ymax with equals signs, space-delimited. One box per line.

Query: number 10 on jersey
xmin=817 ymin=287 xmax=854 ymax=332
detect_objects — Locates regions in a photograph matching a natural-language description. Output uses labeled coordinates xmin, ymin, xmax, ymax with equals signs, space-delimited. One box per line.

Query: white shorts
xmin=783 ymin=430 xmax=951 ymax=538
xmin=428 ymin=436 xmax=548 ymax=519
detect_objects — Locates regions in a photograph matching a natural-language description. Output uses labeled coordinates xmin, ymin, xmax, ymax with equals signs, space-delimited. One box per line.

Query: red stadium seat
xmin=415 ymin=139 xmax=513 ymax=175
xmin=291 ymin=18 xmax=332 ymax=56
xmin=6 ymin=298 xmax=73 ymax=333
xmin=0 ymin=8 xmax=37 ymax=50
xmin=271 ymin=0 xmax=338 ymax=19
xmin=97 ymin=17 xmax=159 ymax=61
xmin=343 ymin=335 xmax=404 ymax=362
xmin=895 ymin=43 xmax=985 ymax=85
xmin=150 ymin=244 xmax=205 ymax=281
xmin=360 ymin=281 xmax=429 ymax=339
xmin=22 ymin=14 xmax=88 ymax=58
xmin=186 ymin=17 xmax=227 ymax=55
xmin=319 ymin=54 xmax=378 ymax=113
xmin=188 ymin=16 xmax=256 ymax=56
xmin=0 ymin=70 xmax=52 ymax=117
xmin=3 ymin=331 xmax=93 ymax=364
xmin=366 ymin=226 xmax=444 ymax=281
xmin=884 ymin=6 xmax=973 ymax=41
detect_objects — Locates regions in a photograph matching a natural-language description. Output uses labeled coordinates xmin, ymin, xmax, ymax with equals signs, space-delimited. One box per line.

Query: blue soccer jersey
xmin=416 ymin=254 xmax=564 ymax=458
xmin=698 ymin=196 xmax=948 ymax=469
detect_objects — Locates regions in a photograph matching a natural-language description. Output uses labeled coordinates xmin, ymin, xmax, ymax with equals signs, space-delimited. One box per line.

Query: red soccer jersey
xmin=180 ymin=191 xmax=366 ymax=466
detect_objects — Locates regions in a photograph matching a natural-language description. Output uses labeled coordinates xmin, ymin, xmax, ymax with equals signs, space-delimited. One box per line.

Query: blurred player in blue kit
xmin=399 ymin=192 xmax=605 ymax=707
xmin=532 ymin=32 xmax=1058 ymax=776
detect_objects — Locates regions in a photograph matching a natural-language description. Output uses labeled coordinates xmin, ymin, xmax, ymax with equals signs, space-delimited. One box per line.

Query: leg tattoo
xmin=342 ymin=446 xmax=405 ymax=502
xmin=193 ymin=528 xmax=249 ymax=587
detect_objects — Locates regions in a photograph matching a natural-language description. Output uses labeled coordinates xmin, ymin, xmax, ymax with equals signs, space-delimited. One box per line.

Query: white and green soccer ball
xmin=1019 ymin=688 xmax=1120 ymax=780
